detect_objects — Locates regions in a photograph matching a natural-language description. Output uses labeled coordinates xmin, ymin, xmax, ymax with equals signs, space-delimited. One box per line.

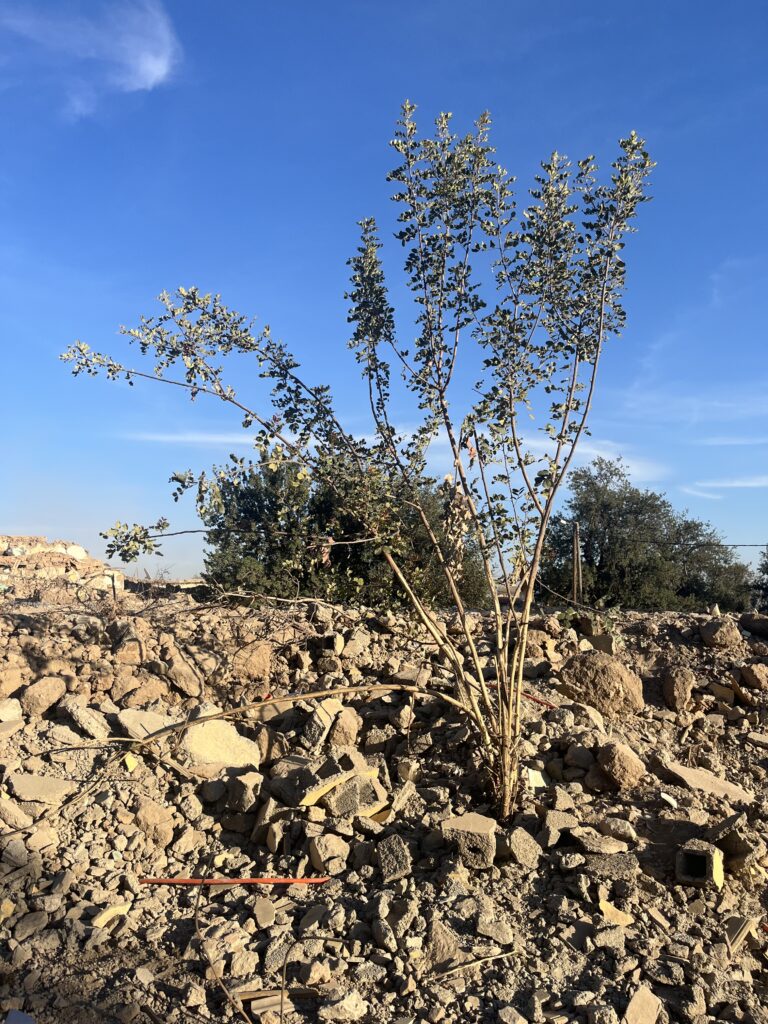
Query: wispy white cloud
xmin=679 ymin=485 xmax=723 ymax=500
xmin=124 ymin=431 xmax=255 ymax=446
xmin=695 ymin=475 xmax=768 ymax=489
xmin=522 ymin=435 xmax=668 ymax=483
xmin=0 ymin=1 xmax=180 ymax=117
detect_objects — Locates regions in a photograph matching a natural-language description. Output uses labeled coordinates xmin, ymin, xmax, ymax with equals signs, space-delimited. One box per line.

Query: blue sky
xmin=0 ymin=1 xmax=766 ymax=577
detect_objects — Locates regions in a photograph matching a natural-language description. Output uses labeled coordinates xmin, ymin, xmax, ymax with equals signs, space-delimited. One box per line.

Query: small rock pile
xmin=1 ymin=591 xmax=767 ymax=1024
xmin=0 ymin=536 xmax=123 ymax=599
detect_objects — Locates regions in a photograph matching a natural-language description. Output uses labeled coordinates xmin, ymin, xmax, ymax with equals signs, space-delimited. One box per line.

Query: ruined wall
xmin=0 ymin=535 xmax=124 ymax=598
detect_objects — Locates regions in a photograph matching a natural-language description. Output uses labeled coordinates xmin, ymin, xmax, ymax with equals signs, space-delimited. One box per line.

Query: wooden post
xmin=572 ymin=521 xmax=582 ymax=604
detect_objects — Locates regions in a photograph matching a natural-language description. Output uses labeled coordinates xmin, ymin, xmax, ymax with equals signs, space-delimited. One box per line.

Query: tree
xmin=540 ymin=458 xmax=752 ymax=610
xmin=201 ymin=451 xmax=490 ymax=608
xmin=753 ymin=547 xmax=768 ymax=610
xmin=63 ymin=104 xmax=652 ymax=814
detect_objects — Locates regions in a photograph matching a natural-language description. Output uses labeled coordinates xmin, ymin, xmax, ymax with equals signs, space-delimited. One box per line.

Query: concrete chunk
xmin=675 ymin=839 xmax=725 ymax=890
xmin=20 ymin=676 xmax=66 ymax=717
xmin=441 ymin=812 xmax=497 ymax=869
xmin=8 ymin=773 xmax=76 ymax=805
xmin=665 ymin=761 xmax=754 ymax=805
xmin=622 ymin=985 xmax=662 ymax=1024
xmin=376 ymin=833 xmax=412 ymax=881
xmin=181 ymin=709 xmax=262 ymax=769
xmin=507 ymin=826 xmax=542 ymax=868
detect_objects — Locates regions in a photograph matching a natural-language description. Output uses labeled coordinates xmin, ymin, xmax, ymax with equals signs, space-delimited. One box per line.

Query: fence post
xmin=572 ymin=521 xmax=582 ymax=604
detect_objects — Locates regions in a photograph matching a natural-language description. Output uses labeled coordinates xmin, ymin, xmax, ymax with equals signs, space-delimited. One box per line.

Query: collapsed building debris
xmin=1 ymin=582 xmax=767 ymax=1022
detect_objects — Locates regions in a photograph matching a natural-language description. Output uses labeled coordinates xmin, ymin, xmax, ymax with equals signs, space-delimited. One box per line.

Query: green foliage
xmin=62 ymin=104 xmax=652 ymax=813
xmin=201 ymin=453 xmax=489 ymax=607
xmin=540 ymin=458 xmax=752 ymax=611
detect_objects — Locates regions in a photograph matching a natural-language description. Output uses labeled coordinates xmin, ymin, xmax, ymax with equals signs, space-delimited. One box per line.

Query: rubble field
xmin=1 ymin=578 xmax=767 ymax=1024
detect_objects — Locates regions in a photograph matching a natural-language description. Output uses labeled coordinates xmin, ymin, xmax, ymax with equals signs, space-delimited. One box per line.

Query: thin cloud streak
xmin=124 ymin=431 xmax=255 ymax=446
xmin=696 ymin=475 xmax=768 ymax=489
xmin=0 ymin=0 xmax=180 ymax=116
xmin=679 ymin=485 xmax=722 ymax=500
xmin=522 ymin=435 xmax=668 ymax=484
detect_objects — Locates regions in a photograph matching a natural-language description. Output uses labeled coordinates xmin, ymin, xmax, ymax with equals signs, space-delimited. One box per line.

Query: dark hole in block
xmin=679 ymin=851 xmax=709 ymax=878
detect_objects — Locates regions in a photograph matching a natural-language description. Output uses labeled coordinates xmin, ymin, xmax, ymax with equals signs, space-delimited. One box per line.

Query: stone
xmin=2 ymin=838 xmax=28 ymax=868
xmin=227 ymin=771 xmax=264 ymax=813
xmin=425 ymin=916 xmax=460 ymax=968
xmin=341 ymin=627 xmax=373 ymax=660
xmin=20 ymin=676 xmax=66 ymax=717
xmin=303 ymin=698 xmax=344 ymax=748
xmin=740 ymin=663 xmax=768 ymax=690
xmin=117 ymin=708 xmax=171 ymax=741
xmin=253 ymin=897 xmax=276 ymax=929
xmin=589 ymin=634 xmax=617 ymax=656
xmin=328 ymin=706 xmax=363 ymax=747
xmin=181 ymin=707 xmax=262 ymax=769
xmin=0 ymin=698 xmax=23 ymax=722
xmin=556 ymin=652 xmax=644 ymax=715
xmin=15 ymin=911 xmax=49 ymax=942
xmin=564 ymin=743 xmax=595 ymax=769
xmin=318 ymin=990 xmax=369 ymax=1021
xmin=376 ymin=833 xmax=412 ymax=881
xmin=0 ymin=799 xmax=33 ymax=829
xmin=135 ymin=967 xmax=154 ymax=988
xmin=599 ymin=900 xmax=634 ymax=927
xmin=507 ymin=826 xmax=542 ymax=868
xmin=372 ymin=916 xmax=398 ymax=951
xmin=542 ymin=809 xmax=579 ymax=836
xmin=134 ymin=796 xmax=175 ymax=847
xmin=584 ymin=764 xmax=612 ymax=792
xmin=0 ymin=719 xmax=23 ymax=743
xmin=597 ymin=743 xmax=646 ymax=790
xmin=662 ymin=666 xmax=695 ymax=712
xmin=498 ymin=1009 xmax=528 ymax=1024
xmin=593 ymin=924 xmax=626 ymax=953
xmin=8 ymin=773 xmax=75 ymax=805
xmin=598 ymin=818 xmax=637 ymax=843
xmin=739 ymin=611 xmax=768 ymax=639
xmin=583 ymin=853 xmax=639 ymax=881
xmin=308 ymin=833 xmax=350 ymax=874
xmin=700 ymin=617 xmax=742 ymax=649
xmin=675 ymin=840 xmax=725 ymax=890
xmin=478 ymin=912 xmax=516 ymax=945
xmin=114 ymin=639 xmax=143 ymax=666
xmin=0 ymin=666 xmax=24 ymax=699
xmin=622 ymin=985 xmax=662 ymax=1024
xmin=571 ymin=827 xmax=628 ymax=855
xmin=91 ymin=903 xmax=131 ymax=929
xmin=232 ymin=642 xmax=272 ymax=681
xmin=441 ymin=812 xmax=497 ymax=869
xmin=60 ymin=697 xmax=110 ymax=740
xmin=665 ymin=760 xmax=754 ymax=804
xmin=165 ymin=652 xmax=202 ymax=697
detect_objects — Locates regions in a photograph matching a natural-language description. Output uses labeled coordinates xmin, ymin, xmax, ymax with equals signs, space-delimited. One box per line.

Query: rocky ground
xmin=1 ymin=580 xmax=768 ymax=1024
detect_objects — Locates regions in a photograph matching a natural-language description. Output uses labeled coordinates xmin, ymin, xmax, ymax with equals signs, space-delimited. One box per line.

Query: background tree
xmin=540 ymin=457 xmax=752 ymax=610
xmin=753 ymin=547 xmax=768 ymax=610
xmin=201 ymin=451 xmax=489 ymax=607
xmin=63 ymin=104 xmax=652 ymax=814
